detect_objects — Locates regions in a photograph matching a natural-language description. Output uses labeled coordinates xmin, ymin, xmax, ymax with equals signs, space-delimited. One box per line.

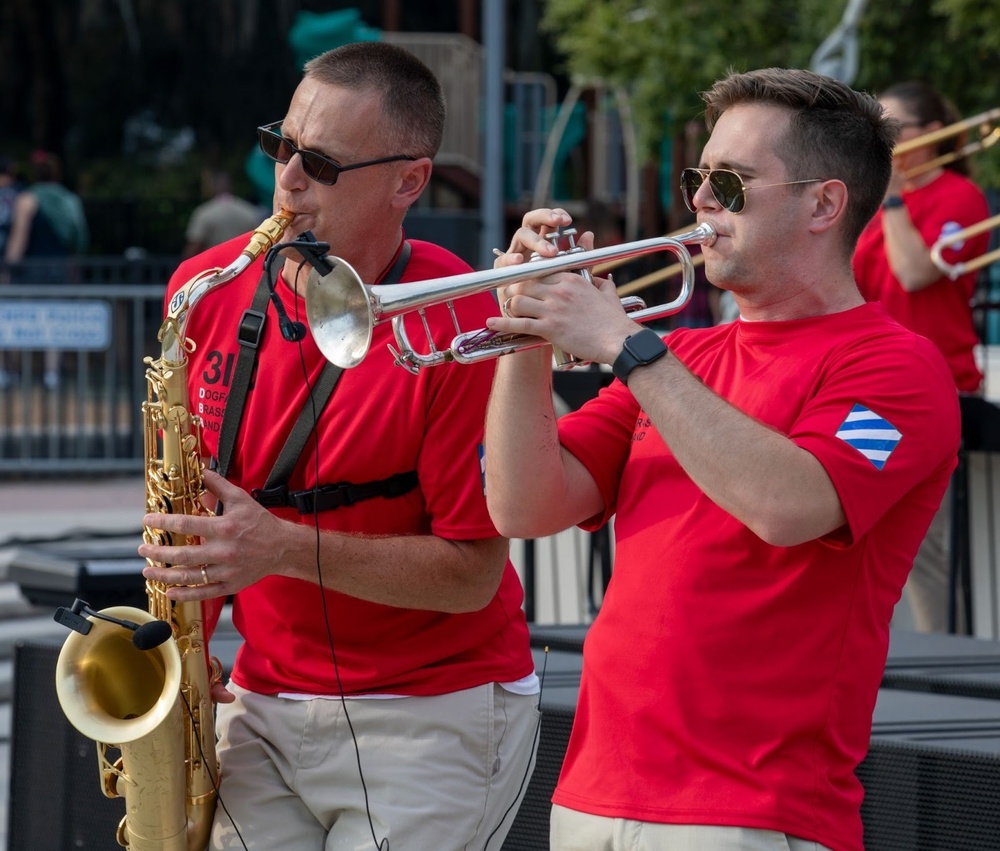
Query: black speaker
xmin=8 ymin=635 xmax=244 ymax=850
xmin=528 ymin=623 xmax=588 ymax=654
xmin=859 ymin=738 xmax=1000 ymax=850
xmin=7 ymin=534 xmax=147 ymax=611
xmin=884 ymin=629 xmax=1000 ymax=701
xmin=9 ymin=641 xmax=124 ymax=850
xmin=502 ymin=685 xmax=577 ymax=851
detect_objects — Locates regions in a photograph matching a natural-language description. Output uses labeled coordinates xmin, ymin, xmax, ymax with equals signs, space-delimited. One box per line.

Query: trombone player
xmin=853 ymin=80 xmax=990 ymax=634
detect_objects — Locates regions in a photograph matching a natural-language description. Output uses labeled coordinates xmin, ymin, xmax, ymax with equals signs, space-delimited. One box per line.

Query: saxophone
xmin=54 ymin=210 xmax=294 ymax=850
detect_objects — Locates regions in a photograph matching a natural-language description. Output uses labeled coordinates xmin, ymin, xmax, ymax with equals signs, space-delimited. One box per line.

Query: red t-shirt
xmin=554 ymin=303 xmax=959 ymax=851
xmin=853 ymin=169 xmax=989 ymax=392
xmin=164 ymin=234 xmax=533 ymax=696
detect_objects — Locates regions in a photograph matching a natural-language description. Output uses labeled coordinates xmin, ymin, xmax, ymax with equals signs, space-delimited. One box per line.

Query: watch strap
xmin=612 ymin=328 xmax=668 ymax=386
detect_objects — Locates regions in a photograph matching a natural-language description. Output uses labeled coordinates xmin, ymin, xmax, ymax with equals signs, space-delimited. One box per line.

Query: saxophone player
xmin=139 ymin=42 xmax=538 ymax=850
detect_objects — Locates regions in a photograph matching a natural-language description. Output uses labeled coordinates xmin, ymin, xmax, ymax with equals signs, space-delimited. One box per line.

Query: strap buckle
xmin=237 ymin=309 xmax=267 ymax=349
xmin=250 ymin=484 xmax=290 ymax=508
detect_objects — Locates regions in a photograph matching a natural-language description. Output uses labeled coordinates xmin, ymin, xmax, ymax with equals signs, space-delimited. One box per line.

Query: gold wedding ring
xmin=502 ymin=297 xmax=514 ymax=317
xmin=200 ymin=567 xmax=209 ymax=586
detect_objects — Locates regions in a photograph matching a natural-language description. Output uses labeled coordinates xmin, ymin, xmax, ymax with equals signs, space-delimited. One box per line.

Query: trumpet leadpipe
xmin=305 ymin=223 xmax=716 ymax=370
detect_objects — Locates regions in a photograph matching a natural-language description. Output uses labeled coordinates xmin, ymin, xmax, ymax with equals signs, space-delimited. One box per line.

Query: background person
xmin=182 ymin=169 xmax=265 ymax=258
xmin=139 ymin=41 xmax=537 ymax=851
xmin=853 ymin=80 xmax=990 ymax=633
xmin=4 ymin=149 xmax=89 ymax=269
xmin=483 ymin=68 xmax=959 ymax=851
xmin=3 ymin=150 xmax=89 ymax=389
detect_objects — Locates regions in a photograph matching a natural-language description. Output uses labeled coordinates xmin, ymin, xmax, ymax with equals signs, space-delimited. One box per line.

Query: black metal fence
xmin=0 ymin=258 xmax=173 ymax=476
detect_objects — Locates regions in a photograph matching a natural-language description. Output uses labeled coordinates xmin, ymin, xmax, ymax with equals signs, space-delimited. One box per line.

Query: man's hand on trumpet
xmin=488 ymin=207 xmax=642 ymax=366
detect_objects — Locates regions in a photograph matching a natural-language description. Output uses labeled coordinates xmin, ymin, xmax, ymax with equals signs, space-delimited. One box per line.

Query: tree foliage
xmin=541 ymin=0 xmax=1000 ymax=186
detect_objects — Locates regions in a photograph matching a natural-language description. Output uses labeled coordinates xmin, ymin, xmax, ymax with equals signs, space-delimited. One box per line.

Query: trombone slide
xmin=930 ymin=213 xmax=1000 ymax=280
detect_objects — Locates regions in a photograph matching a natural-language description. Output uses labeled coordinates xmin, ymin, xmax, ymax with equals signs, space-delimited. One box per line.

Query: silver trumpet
xmin=304 ymin=222 xmax=716 ymax=373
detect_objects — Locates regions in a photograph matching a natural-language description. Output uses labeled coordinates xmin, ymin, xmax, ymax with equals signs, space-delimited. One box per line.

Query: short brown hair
xmin=702 ymin=68 xmax=897 ymax=250
xmin=304 ymin=42 xmax=445 ymax=160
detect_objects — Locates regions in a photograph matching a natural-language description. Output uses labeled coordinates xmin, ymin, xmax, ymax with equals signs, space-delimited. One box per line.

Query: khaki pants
xmin=903 ymin=479 xmax=954 ymax=633
xmin=551 ymin=805 xmax=835 ymax=851
xmin=211 ymin=681 xmax=539 ymax=850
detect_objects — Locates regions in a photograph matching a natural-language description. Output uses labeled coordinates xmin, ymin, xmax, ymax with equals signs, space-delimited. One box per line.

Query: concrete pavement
xmin=0 ymin=474 xmax=145 ymax=547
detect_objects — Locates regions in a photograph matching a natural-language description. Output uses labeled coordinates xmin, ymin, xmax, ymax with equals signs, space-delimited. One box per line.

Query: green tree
xmin=540 ymin=0 xmax=1000 ymax=187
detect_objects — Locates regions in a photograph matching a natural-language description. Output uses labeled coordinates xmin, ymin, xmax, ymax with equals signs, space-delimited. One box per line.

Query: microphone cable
xmin=282 ymin=244 xmax=389 ymax=851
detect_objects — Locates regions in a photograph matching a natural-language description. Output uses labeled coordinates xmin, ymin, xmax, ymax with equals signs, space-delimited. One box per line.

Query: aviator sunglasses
xmin=680 ymin=167 xmax=823 ymax=214
xmin=257 ymin=121 xmax=416 ymax=186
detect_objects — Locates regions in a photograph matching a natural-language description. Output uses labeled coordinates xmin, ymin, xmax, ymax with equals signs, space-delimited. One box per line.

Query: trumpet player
xmin=139 ymin=42 xmax=537 ymax=850
xmin=853 ymin=80 xmax=990 ymax=635
xmin=484 ymin=68 xmax=959 ymax=851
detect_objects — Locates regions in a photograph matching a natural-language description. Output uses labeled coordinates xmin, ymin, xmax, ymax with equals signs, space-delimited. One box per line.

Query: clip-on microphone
xmin=54 ymin=598 xmax=174 ymax=650
xmin=265 ymin=230 xmax=334 ymax=343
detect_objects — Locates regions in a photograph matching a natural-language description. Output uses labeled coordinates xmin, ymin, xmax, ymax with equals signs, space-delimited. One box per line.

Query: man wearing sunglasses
xmin=484 ymin=68 xmax=959 ymax=851
xmin=853 ymin=81 xmax=990 ymax=637
xmin=140 ymin=41 xmax=537 ymax=850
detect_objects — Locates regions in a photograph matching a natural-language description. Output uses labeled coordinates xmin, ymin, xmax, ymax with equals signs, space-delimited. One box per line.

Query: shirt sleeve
xmin=558 ymin=379 xmax=641 ymax=530
xmin=791 ymin=333 xmax=960 ymax=544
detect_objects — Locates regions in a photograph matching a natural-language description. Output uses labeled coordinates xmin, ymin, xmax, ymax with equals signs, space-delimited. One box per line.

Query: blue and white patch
xmin=835 ymin=404 xmax=901 ymax=470
xmin=938 ymin=220 xmax=965 ymax=252
xmin=168 ymin=290 xmax=187 ymax=315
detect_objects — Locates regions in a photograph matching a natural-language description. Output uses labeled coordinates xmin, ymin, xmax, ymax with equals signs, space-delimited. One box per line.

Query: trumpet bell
xmin=305 ymin=259 xmax=373 ymax=368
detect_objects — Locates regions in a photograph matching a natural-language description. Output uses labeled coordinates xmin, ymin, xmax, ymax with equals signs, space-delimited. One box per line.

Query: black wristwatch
xmin=882 ymin=196 xmax=905 ymax=210
xmin=612 ymin=328 xmax=668 ymax=386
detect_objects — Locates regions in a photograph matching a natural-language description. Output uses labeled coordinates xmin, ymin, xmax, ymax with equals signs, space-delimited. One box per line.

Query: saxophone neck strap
xmin=215 ymin=241 xmax=415 ymax=513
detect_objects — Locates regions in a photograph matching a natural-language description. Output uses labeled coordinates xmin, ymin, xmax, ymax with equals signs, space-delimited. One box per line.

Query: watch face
xmin=628 ymin=329 xmax=667 ymax=362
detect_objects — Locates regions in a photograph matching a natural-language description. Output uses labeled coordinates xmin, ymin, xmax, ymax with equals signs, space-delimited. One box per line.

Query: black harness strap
xmin=253 ymin=470 xmax=420 ymax=514
xmin=215 ymin=277 xmax=271 ymax=479
xmin=216 ymin=242 xmax=416 ymax=514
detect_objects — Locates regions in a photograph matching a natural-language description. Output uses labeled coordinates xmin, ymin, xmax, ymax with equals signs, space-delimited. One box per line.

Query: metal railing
xmin=0 ymin=260 xmax=171 ymax=476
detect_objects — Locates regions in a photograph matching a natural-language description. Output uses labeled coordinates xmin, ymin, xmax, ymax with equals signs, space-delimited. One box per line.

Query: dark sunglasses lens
xmin=259 ymin=130 xmax=288 ymax=163
xmin=301 ymin=152 xmax=339 ymax=185
xmin=680 ymin=170 xmax=703 ymax=211
xmin=710 ymin=171 xmax=746 ymax=213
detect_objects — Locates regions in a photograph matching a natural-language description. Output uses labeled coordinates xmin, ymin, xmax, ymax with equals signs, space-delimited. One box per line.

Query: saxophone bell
xmin=55 ymin=607 xmax=190 ymax=848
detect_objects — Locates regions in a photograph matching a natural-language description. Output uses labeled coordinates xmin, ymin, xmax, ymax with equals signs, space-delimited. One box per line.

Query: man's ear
xmin=808 ymin=179 xmax=849 ymax=235
xmin=392 ymin=158 xmax=433 ymax=209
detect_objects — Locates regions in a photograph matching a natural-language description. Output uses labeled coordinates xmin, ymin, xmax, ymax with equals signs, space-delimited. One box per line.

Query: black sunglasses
xmin=680 ymin=167 xmax=823 ymax=214
xmin=257 ymin=121 xmax=417 ymax=186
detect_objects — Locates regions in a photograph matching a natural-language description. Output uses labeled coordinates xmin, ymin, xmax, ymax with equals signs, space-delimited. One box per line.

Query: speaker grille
xmin=501 ymin=706 xmax=573 ymax=851
xmin=10 ymin=641 xmax=124 ymax=850
xmin=859 ymin=738 xmax=1000 ymax=850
